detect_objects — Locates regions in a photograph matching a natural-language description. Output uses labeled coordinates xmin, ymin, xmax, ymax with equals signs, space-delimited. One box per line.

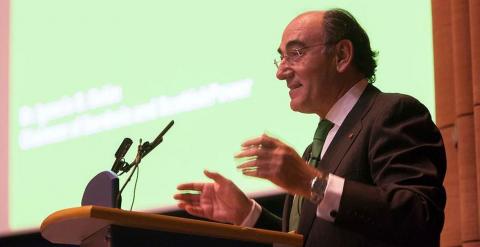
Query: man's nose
xmin=276 ymin=63 xmax=293 ymax=80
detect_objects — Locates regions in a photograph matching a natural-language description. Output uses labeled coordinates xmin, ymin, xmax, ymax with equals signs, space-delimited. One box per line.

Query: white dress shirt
xmin=240 ymin=79 xmax=369 ymax=227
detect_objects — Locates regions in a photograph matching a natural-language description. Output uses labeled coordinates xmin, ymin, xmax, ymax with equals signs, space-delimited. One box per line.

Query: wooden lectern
xmin=41 ymin=206 xmax=303 ymax=247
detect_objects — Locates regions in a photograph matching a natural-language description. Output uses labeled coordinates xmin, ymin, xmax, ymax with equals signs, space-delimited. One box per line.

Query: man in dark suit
xmin=174 ymin=8 xmax=446 ymax=246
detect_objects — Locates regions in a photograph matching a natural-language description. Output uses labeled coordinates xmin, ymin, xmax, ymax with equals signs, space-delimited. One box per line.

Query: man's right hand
xmin=174 ymin=170 xmax=253 ymax=225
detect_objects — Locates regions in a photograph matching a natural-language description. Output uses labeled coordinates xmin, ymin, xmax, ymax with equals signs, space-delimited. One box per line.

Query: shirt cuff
xmin=239 ymin=199 xmax=262 ymax=227
xmin=316 ymin=174 xmax=345 ymax=222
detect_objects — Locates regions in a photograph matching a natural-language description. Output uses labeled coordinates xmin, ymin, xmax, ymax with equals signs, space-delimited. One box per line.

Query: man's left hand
xmin=236 ymin=134 xmax=320 ymax=197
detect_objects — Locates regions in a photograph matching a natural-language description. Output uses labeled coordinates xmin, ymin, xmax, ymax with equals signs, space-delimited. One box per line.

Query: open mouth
xmin=288 ymin=82 xmax=302 ymax=97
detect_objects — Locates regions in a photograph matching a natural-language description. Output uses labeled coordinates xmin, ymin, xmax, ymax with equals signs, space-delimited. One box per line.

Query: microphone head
xmin=115 ymin=138 xmax=133 ymax=159
xmin=140 ymin=120 xmax=174 ymax=158
xmin=151 ymin=120 xmax=174 ymax=147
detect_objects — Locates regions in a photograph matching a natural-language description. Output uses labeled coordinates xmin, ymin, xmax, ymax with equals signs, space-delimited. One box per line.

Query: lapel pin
xmin=348 ymin=133 xmax=354 ymax=139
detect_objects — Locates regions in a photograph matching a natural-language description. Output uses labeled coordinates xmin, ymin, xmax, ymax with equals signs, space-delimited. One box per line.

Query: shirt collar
xmin=324 ymin=78 xmax=369 ymax=127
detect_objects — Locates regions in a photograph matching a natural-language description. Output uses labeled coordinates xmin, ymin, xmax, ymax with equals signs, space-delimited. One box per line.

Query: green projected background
xmin=7 ymin=0 xmax=434 ymax=232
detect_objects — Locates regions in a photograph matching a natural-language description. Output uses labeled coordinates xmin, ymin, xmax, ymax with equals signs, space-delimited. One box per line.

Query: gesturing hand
xmin=236 ymin=134 xmax=320 ymax=197
xmin=174 ymin=170 xmax=253 ymax=225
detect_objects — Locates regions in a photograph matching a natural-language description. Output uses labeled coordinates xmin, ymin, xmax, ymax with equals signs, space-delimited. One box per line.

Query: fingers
xmin=173 ymin=193 xmax=200 ymax=203
xmin=237 ymin=159 xmax=258 ymax=176
xmin=177 ymin=201 xmax=187 ymax=209
xmin=242 ymin=169 xmax=261 ymax=178
xmin=236 ymin=135 xmax=274 ymax=179
xmin=240 ymin=136 xmax=263 ymax=147
xmin=175 ymin=183 xmax=204 ymax=206
xmin=204 ymin=170 xmax=229 ymax=184
xmin=177 ymin=182 xmax=204 ymax=191
xmin=237 ymin=159 xmax=269 ymax=179
xmin=177 ymin=171 xmax=227 ymax=191
xmin=241 ymin=134 xmax=277 ymax=148
xmin=184 ymin=205 xmax=206 ymax=218
xmin=236 ymin=135 xmax=276 ymax=159
xmin=174 ymin=193 xmax=201 ymax=211
xmin=234 ymin=147 xmax=260 ymax=159
xmin=236 ymin=159 xmax=257 ymax=169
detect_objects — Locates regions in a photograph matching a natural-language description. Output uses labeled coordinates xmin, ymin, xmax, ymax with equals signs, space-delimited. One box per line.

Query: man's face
xmin=276 ymin=12 xmax=338 ymax=115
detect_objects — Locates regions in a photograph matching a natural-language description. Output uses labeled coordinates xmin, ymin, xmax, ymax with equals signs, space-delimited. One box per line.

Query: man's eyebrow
xmin=277 ymin=40 xmax=306 ymax=54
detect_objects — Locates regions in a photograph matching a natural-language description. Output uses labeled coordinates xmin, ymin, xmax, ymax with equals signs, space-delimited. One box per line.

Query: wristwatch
xmin=309 ymin=173 xmax=329 ymax=204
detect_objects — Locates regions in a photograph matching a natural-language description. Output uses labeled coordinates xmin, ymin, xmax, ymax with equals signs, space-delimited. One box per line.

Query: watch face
xmin=310 ymin=192 xmax=322 ymax=204
xmin=310 ymin=175 xmax=328 ymax=204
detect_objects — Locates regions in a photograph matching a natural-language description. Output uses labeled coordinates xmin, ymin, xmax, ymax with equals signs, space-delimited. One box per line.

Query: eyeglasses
xmin=274 ymin=43 xmax=328 ymax=69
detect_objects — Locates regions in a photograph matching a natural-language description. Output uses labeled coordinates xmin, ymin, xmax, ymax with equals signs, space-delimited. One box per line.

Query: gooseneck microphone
xmin=121 ymin=120 xmax=175 ymax=174
xmin=115 ymin=120 xmax=175 ymax=209
xmin=111 ymin=138 xmax=133 ymax=173
xmin=141 ymin=120 xmax=174 ymax=158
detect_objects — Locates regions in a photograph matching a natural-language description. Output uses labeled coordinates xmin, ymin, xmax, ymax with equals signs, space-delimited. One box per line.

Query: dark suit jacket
xmin=255 ymin=84 xmax=446 ymax=247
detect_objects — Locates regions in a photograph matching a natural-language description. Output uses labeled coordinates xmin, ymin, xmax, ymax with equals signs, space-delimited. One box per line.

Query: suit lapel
xmin=321 ymin=84 xmax=379 ymax=173
xmin=297 ymin=84 xmax=380 ymax=237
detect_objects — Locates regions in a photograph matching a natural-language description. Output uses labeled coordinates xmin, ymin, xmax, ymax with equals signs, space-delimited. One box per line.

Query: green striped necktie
xmin=289 ymin=119 xmax=334 ymax=231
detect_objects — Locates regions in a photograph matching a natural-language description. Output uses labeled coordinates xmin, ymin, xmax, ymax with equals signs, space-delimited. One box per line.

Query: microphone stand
xmin=115 ymin=120 xmax=174 ymax=208
xmin=119 ymin=120 xmax=174 ymax=175
xmin=116 ymin=139 xmax=145 ymax=208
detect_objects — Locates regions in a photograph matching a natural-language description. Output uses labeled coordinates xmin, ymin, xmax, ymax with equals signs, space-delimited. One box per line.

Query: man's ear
xmin=335 ymin=39 xmax=354 ymax=73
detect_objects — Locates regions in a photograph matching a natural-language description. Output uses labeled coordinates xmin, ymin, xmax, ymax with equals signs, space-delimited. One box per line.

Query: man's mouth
xmin=287 ymin=81 xmax=302 ymax=90
xmin=288 ymin=83 xmax=302 ymax=97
